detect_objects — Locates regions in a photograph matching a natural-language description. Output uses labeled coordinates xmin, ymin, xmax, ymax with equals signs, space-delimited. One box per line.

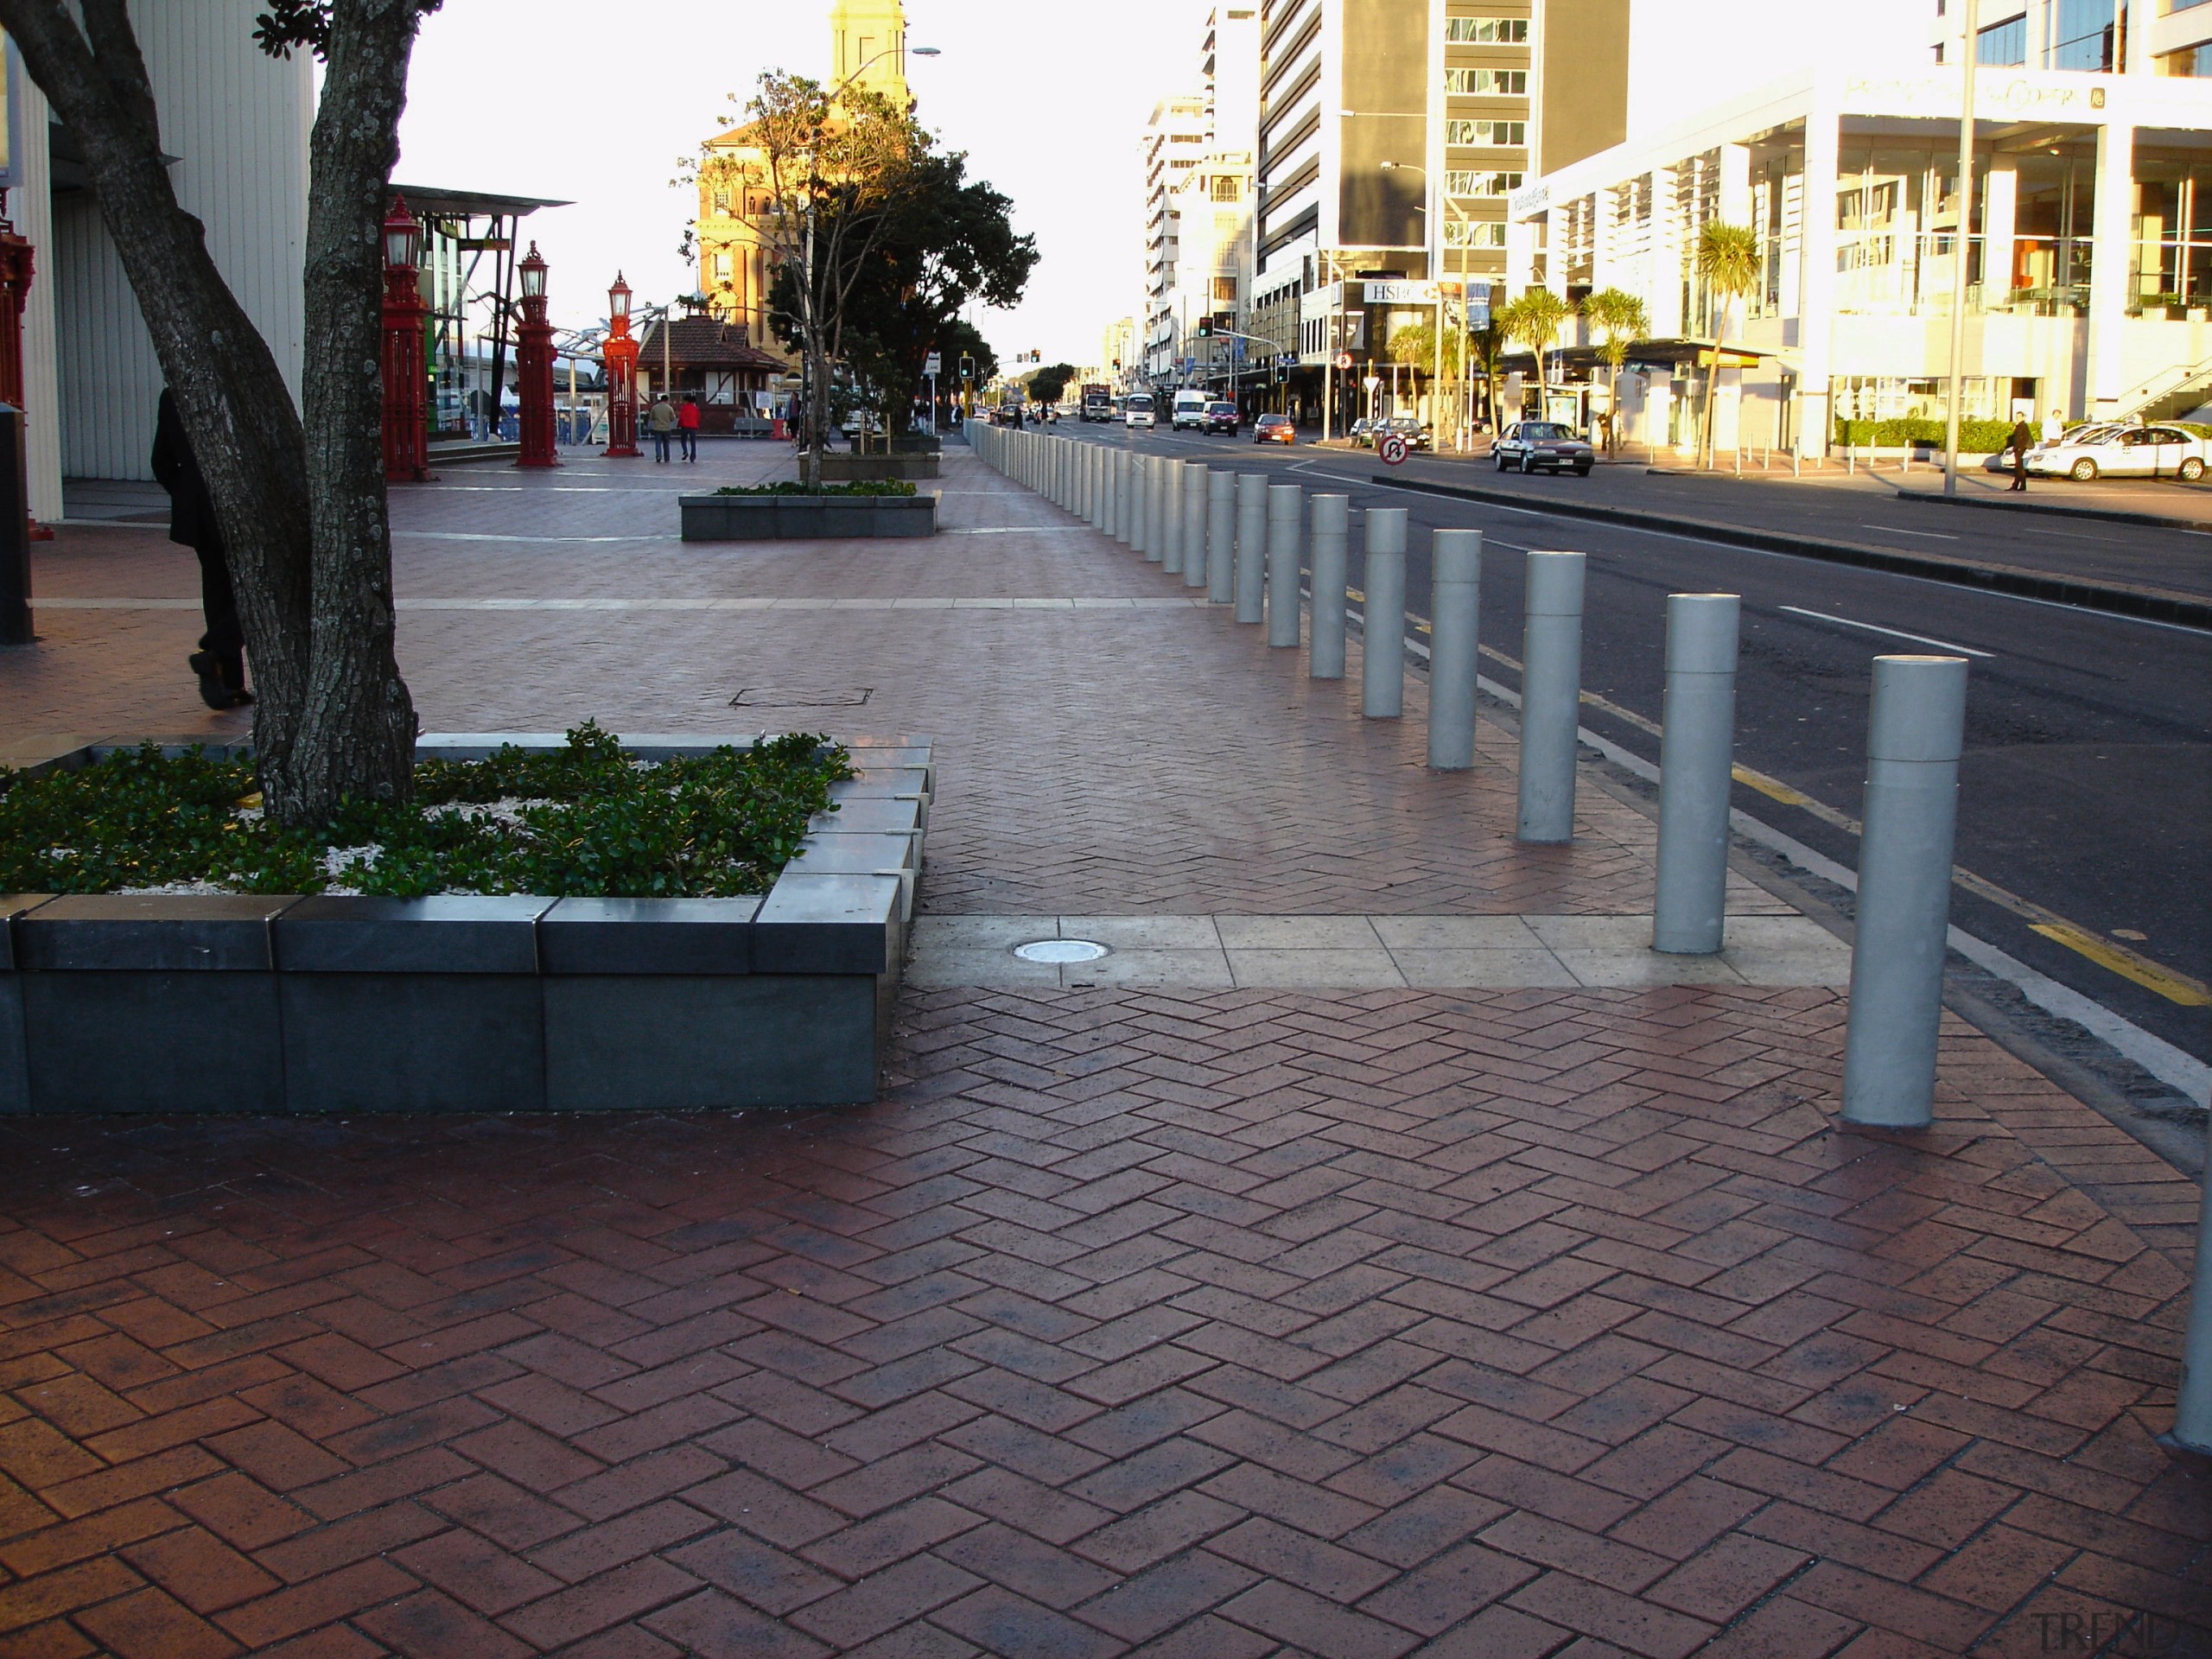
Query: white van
xmin=1124 ymin=393 xmax=1156 ymax=429
xmin=1171 ymin=389 xmax=1208 ymax=430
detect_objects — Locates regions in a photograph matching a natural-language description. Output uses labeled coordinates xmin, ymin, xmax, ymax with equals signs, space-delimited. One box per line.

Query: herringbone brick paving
xmin=3 ymin=442 xmax=2204 ymax=1654
xmin=0 ymin=988 xmax=2202 ymax=1656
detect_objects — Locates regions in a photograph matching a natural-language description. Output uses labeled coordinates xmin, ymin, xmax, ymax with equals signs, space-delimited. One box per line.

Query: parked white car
xmin=2024 ymin=422 xmax=2208 ymax=480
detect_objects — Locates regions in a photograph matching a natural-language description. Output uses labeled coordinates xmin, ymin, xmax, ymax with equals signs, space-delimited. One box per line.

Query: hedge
xmin=1832 ymin=417 xmax=2019 ymax=452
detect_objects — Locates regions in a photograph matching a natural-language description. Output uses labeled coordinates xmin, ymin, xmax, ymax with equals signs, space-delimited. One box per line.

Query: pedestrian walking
xmin=677 ymin=395 xmax=701 ymax=461
xmin=647 ymin=394 xmax=677 ymax=463
xmin=2008 ymin=416 xmax=2033 ymax=492
xmin=149 ymin=390 xmax=251 ymax=709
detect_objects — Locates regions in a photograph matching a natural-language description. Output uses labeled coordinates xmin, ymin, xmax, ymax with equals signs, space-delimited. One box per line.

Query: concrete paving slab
xmin=910 ymin=915 xmax=1057 ymax=949
xmin=1058 ymin=915 xmax=1224 ymax=948
xmin=1215 ymin=914 xmax=1387 ymax=949
xmin=1371 ymin=915 xmax=1546 ymax=950
xmin=1227 ymin=947 xmax=1408 ymax=988
xmin=1065 ymin=947 xmax=1234 ymax=988
xmin=1394 ymin=947 xmax=1580 ymax=988
xmin=1554 ymin=949 xmax=1751 ymax=988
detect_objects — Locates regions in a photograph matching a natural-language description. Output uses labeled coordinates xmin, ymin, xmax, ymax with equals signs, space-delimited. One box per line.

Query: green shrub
xmin=712 ymin=480 xmax=918 ymax=498
xmin=1831 ymin=416 xmax=2019 ymax=453
xmin=0 ymin=722 xmax=854 ymax=899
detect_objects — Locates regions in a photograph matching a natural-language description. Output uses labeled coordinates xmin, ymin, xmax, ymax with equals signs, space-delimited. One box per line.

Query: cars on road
xmin=1255 ymin=413 xmax=1294 ymax=445
xmin=1171 ymin=390 xmax=1209 ymax=430
xmin=1347 ymin=417 xmax=1375 ymax=448
xmin=2024 ymin=422 xmax=2207 ymax=480
xmin=1123 ymin=393 xmax=1156 ymax=430
xmin=1201 ymin=401 xmax=1239 ymax=435
xmin=1377 ymin=415 xmax=1432 ymax=452
xmin=1493 ymin=421 xmax=1594 ymax=476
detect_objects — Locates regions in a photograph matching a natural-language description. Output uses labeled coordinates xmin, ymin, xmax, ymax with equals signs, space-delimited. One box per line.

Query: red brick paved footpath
xmin=0 ymin=442 xmax=2203 ymax=1656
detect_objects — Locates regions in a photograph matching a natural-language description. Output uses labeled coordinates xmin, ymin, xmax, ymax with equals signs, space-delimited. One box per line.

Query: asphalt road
xmin=1049 ymin=419 xmax=2212 ymax=1081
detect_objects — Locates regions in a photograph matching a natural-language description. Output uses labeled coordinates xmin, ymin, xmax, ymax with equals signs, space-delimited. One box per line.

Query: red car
xmin=1255 ymin=413 xmax=1295 ymax=445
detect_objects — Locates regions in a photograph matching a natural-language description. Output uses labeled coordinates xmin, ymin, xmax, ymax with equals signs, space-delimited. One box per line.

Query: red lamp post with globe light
xmin=601 ymin=272 xmax=641 ymax=459
xmin=513 ymin=243 xmax=559 ymax=468
xmin=379 ymin=195 xmax=432 ymax=483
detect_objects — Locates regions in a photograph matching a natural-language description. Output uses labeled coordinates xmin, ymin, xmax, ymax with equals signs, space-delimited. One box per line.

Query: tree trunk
xmin=291 ymin=0 xmax=421 ymax=815
xmin=0 ymin=0 xmax=420 ymax=823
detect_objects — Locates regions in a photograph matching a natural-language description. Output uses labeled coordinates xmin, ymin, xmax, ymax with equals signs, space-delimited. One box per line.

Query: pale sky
xmin=393 ymin=0 xmax=1213 ymax=367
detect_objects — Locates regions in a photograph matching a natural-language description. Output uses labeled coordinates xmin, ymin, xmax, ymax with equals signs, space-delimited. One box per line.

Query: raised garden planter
xmin=680 ymin=493 xmax=937 ymax=541
xmin=0 ymin=734 xmax=931 ymax=1114
xmin=821 ymin=452 xmax=940 ymax=481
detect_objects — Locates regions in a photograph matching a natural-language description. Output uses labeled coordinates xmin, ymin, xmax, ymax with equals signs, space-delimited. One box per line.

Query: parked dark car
xmin=1345 ymin=417 xmax=1375 ymax=448
xmin=1493 ymin=421 xmax=1594 ymax=475
xmin=1255 ymin=413 xmax=1295 ymax=445
xmin=1202 ymin=401 xmax=1240 ymax=434
xmin=1377 ymin=415 xmax=1433 ymax=452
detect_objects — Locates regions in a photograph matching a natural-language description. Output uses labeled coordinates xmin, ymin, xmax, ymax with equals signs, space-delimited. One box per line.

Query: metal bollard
xmin=1112 ymin=450 xmax=1128 ymax=543
xmin=1182 ymin=462 xmax=1209 ymax=589
xmin=2173 ymin=1125 xmax=2212 ymax=1452
xmin=1309 ymin=494 xmax=1348 ymax=679
xmin=1840 ymin=655 xmax=1969 ymax=1129
xmin=1516 ymin=550 xmax=1586 ymax=842
xmin=1652 ymin=594 xmax=1741 ymax=954
xmin=1266 ymin=484 xmax=1302 ymax=647
xmin=1361 ymin=507 xmax=1407 ymax=719
xmin=1427 ymin=528 xmax=1481 ymax=765
xmin=1160 ymin=458 xmax=1184 ymax=574
xmin=1234 ymin=474 xmax=1266 ymax=624
xmin=1206 ymin=470 xmax=1236 ymax=605
xmin=1134 ymin=456 xmax=1154 ymax=557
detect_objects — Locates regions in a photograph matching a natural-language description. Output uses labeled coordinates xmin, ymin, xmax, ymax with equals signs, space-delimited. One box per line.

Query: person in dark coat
xmin=150 ymin=390 xmax=249 ymax=709
xmin=2007 ymin=416 xmax=2034 ymax=493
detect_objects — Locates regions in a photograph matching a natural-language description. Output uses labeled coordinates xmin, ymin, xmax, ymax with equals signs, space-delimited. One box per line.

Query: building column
xmin=1507 ymin=213 xmax=1538 ymax=296
xmin=1649 ymin=167 xmax=1684 ymax=338
xmin=1715 ymin=144 xmax=1754 ymax=453
xmin=1797 ymin=105 xmax=1840 ymax=457
xmin=2084 ymin=119 xmax=2134 ymax=416
xmin=1982 ymin=162 xmax=2017 ymax=311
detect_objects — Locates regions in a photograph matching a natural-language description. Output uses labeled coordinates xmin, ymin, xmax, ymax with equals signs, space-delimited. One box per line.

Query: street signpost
xmin=1378 ymin=432 xmax=1409 ymax=467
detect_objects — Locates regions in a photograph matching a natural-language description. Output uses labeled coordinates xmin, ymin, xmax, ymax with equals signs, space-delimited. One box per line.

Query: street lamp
xmin=601 ymin=271 xmax=641 ymax=459
xmin=379 ymin=194 xmax=432 ymax=482
xmin=514 ymin=243 xmax=559 ymax=469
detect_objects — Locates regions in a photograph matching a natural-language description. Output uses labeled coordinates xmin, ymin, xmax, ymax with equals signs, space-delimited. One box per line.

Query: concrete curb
xmin=1891 ymin=486 xmax=2212 ymax=537
xmin=1373 ymin=472 xmax=2212 ymax=630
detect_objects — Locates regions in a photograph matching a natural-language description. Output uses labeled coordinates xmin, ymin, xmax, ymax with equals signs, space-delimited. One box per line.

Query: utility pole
xmin=1943 ymin=0 xmax=1980 ymax=496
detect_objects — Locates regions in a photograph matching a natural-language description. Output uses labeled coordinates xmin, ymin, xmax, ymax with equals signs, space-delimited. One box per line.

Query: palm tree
xmin=1467 ymin=321 xmax=1509 ymax=434
xmin=1580 ymin=287 xmax=1649 ymax=456
xmin=1499 ymin=287 xmax=1573 ymax=422
xmin=1694 ymin=221 xmax=1763 ymax=468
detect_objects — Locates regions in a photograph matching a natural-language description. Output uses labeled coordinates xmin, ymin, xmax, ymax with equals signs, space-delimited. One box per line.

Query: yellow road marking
xmin=1731 ymin=766 xmax=1815 ymax=808
xmin=2030 ymin=924 xmax=2212 ymax=1006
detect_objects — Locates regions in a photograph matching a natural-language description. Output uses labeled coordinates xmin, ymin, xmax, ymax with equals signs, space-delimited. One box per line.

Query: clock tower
xmin=830 ymin=0 xmax=912 ymax=108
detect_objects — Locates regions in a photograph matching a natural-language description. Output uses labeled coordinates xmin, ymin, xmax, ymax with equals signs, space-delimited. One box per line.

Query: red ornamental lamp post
xmin=379 ymin=196 xmax=432 ymax=482
xmin=513 ymin=242 xmax=559 ymax=468
xmin=601 ymin=272 xmax=640 ymax=459
xmin=0 ymin=205 xmax=50 ymax=540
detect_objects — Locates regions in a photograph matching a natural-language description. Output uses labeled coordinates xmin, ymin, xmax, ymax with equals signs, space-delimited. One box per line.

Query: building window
xmin=712 ymin=190 xmax=731 ymax=215
xmin=1211 ymin=175 xmax=1242 ymax=201
xmin=2047 ymin=0 xmax=2113 ymax=68
xmin=1977 ymin=15 xmax=2027 ymax=64
xmin=1445 ymin=170 xmax=1523 ymax=197
xmin=1444 ymin=219 xmax=1508 ymax=248
xmin=1212 ymin=276 xmax=1238 ymax=302
xmin=1444 ymin=16 xmax=1529 ymax=41
xmin=2164 ymin=41 xmax=2212 ymax=72
xmin=1446 ymin=118 xmax=1526 ymax=146
xmin=1444 ymin=67 xmax=1528 ymax=94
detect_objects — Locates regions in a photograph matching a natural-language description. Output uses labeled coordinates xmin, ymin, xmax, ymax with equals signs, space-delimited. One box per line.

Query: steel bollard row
xmin=1653 ymin=594 xmax=1741 ymax=956
xmin=1362 ymin=508 xmax=1406 ymax=719
xmin=1516 ymin=550 xmax=1586 ymax=843
xmin=1234 ymin=474 xmax=1266 ymax=624
xmin=1206 ymin=470 xmax=1235 ymax=606
xmin=1182 ymin=462 xmax=1208 ymax=590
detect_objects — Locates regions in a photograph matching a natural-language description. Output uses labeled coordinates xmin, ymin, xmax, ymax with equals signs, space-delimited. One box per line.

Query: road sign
xmin=1333 ymin=352 xmax=1353 ymax=370
xmin=1377 ymin=433 xmax=1410 ymax=466
xmin=1363 ymin=375 xmax=1380 ymax=392
xmin=924 ymin=353 xmax=941 ymax=377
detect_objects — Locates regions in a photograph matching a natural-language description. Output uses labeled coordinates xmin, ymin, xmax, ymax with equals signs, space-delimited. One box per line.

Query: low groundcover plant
xmin=710 ymin=480 xmax=919 ymax=498
xmin=0 ymin=722 xmax=853 ymax=899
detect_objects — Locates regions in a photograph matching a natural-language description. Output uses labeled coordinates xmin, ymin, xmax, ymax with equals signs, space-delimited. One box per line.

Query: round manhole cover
xmin=1014 ymin=939 xmax=1109 ymax=963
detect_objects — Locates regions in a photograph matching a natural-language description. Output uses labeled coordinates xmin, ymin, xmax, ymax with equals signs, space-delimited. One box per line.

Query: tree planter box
xmin=0 ymin=734 xmax=931 ymax=1115
xmin=680 ymin=493 xmax=937 ymax=541
xmin=819 ymin=453 xmax=940 ymax=482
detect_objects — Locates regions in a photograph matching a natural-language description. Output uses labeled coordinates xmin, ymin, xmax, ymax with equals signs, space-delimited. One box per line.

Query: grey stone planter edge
xmin=678 ymin=492 xmax=938 ymax=541
xmin=0 ymin=732 xmax=932 ymax=1115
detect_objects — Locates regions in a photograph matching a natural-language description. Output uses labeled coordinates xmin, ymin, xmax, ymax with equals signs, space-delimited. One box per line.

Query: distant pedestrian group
xmin=648 ymin=394 xmax=702 ymax=462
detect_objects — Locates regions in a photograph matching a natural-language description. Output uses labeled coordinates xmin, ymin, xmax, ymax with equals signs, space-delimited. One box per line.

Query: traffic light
xmin=1197 ymin=318 xmax=1213 ymax=338
xmin=958 ymin=354 xmax=974 ymax=382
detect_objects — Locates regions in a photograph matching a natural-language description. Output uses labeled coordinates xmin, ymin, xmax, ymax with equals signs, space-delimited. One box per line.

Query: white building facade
xmin=1510 ymin=2 xmax=2212 ymax=455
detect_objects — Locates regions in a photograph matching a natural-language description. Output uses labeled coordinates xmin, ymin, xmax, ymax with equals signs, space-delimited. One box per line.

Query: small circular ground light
xmin=1014 ymin=939 xmax=1109 ymax=963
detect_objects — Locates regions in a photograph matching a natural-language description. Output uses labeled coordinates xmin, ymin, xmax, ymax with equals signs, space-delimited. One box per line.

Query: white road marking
xmin=1864 ymin=523 xmax=1960 ymax=540
xmin=1776 ymin=605 xmax=1993 ymax=658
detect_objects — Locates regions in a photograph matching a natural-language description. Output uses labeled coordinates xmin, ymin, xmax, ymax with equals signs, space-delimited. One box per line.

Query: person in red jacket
xmin=677 ymin=395 xmax=701 ymax=461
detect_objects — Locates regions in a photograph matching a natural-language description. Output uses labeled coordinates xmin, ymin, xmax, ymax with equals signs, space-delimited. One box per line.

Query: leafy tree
xmin=831 ymin=152 xmax=1033 ymax=433
xmin=1694 ymin=221 xmax=1763 ymax=468
xmin=1579 ymin=287 xmax=1649 ymax=455
xmin=1467 ymin=321 xmax=1510 ymax=429
xmin=1025 ymin=363 xmax=1077 ymax=405
xmin=690 ymin=73 xmax=918 ymax=486
xmin=0 ymin=0 xmax=442 ymax=823
xmin=1499 ymin=287 xmax=1572 ymax=414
